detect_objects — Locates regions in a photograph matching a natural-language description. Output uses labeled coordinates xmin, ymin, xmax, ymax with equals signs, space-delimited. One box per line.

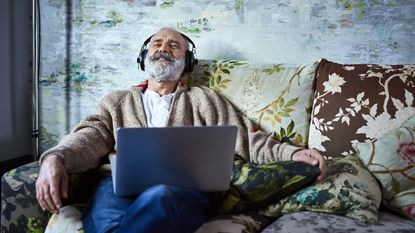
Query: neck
xmin=147 ymin=79 xmax=178 ymax=96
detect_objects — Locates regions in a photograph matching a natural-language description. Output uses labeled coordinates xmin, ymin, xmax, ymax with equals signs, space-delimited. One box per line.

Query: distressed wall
xmin=38 ymin=0 xmax=415 ymax=153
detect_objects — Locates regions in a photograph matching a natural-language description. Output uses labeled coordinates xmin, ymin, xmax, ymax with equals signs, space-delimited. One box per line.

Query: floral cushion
xmin=190 ymin=60 xmax=318 ymax=146
xmin=309 ymin=59 xmax=415 ymax=157
xmin=355 ymin=114 xmax=415 ymax=220
xmin=214 ymin=157 xmax=320 ymax=214
xmin=260 ymin=155 xmax=382 ymax=223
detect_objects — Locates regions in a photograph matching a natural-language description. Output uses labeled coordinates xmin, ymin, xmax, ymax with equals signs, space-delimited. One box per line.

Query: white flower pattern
xmin=309 ymin=62 xmax=415 ymax=155
xmin=344 ymin=66 xmax=355 ymax=71
xmin=356 ymin=112 xmax=398 ymax=139
xmin=309 ymin=122 xmax=330 ymax=152
xmin=322 ymin=73 xmax=346 ymax=94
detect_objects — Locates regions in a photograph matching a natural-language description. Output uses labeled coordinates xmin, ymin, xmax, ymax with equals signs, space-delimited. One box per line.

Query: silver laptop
xmin=111 ymin=126 xmax=238 ymax=196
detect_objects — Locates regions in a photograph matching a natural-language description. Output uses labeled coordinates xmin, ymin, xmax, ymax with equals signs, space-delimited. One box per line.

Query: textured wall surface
xmin=38 ymin=0 xmax=415 ymax=152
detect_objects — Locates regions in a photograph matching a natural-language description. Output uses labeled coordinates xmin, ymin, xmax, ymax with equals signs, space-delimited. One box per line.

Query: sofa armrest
xmin=1 ymin=161 xmax=49 ymax=233
xmin=1 ymin=161 xmax=100 ymax=233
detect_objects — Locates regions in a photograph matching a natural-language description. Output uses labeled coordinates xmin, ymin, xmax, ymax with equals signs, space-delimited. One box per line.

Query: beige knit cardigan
xmin=40 ymin=83 xmax=301 ymax=173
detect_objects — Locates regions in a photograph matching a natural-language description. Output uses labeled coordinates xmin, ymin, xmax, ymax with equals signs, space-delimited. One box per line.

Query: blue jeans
xmin=82 ymin=177 xmax=212 ymax=233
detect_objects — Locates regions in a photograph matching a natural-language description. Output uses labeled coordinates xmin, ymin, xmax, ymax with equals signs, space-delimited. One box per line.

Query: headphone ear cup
xmin=139 ymin=49 xmax=148 ymax=71
xmin=185 ymin=50 xmax=196 ymax=72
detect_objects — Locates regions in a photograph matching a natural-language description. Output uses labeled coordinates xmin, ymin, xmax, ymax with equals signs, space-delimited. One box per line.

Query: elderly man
xmin=36 ymin=28 xmax=326 ymax=233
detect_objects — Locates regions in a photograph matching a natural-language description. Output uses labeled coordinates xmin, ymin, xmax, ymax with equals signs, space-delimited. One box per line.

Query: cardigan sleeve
xmin=39 ymin=93 xmax=118 ymax=173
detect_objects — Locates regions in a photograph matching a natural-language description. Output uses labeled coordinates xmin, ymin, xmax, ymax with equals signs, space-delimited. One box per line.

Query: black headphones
xmin=136 ymin=32 xmax=198 ymax=73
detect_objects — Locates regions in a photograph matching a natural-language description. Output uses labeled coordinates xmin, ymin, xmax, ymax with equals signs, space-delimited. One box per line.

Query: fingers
xmin=316 ymin=156 xmax=326 ymax=182
xmin=36 ymin=183 xmax=57 ymax=213
xmin=61 ymin=173 xmax=69 ymax=200
xmin=292 ymin=149 xmax=326 ymax=182
xmin=35 ymin=183 xmax=47 ymax=212
xmin=292 ymin=151 xmax=318 ymax=165
xmin=44 ymin=185 xmax=59 ymax=213
xmin=35 ymin=162 xmax=68 ymax=214
xmin=309 ymin=149 xmax=326 ymax=182
xmin=50 ymin=178 xmax=62 ymax=212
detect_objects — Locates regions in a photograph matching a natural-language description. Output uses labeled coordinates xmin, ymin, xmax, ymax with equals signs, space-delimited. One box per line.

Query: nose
xmin=158 ymin=42 xmax=169 ymax=52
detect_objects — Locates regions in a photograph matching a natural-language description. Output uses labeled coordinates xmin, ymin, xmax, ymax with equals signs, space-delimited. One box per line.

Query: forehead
xmin=151 ymin=29 xmax=186 ymax=45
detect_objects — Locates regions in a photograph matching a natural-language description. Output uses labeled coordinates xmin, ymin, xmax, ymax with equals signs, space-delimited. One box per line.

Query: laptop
xmin=110 ymin=125 xmax=238 ymax=196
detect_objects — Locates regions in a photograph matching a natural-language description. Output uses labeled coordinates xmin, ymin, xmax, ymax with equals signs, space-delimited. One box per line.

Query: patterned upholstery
xmin=355 ymin=114 xmax=415 ymax=220
xmin=1 ymin=162 xmax=100 ymax=233
xmin=190 ymin=60 xmax=318 ymax=146
xmin=2 ymin=59 xmax=415 ymax=232
xmin=261 ymin=155 xmax=382 ymax=224
xmin=309 ymin=59 xmax=415 ymax=157
xmin=1 ymin=60 xmax=318 ymax=233
xmin=262 ymin=211 xmax=415 ymax=233
xmin=1 ymin=162 xmax=49 ymax=233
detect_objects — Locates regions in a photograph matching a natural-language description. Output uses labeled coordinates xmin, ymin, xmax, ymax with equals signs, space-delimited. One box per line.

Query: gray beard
xmin=144 ymin=56 xmax=185 ymax=82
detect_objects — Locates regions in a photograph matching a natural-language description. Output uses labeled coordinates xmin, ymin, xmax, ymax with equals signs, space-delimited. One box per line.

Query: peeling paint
xmin=160 ymin=1 xmax=175 ymax=9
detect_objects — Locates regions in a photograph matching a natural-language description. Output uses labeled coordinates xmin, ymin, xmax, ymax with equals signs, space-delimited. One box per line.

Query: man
xmin=36 ymin=28 xmax=326 ymax=233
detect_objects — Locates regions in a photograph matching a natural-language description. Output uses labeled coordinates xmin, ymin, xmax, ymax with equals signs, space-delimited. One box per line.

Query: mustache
xmin=149 ymin=51 xmax=176 ymax=62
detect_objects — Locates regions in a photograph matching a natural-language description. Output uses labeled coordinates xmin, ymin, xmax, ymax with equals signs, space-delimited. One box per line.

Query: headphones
xmin=136 ymin=32 xmax=198 ymax=73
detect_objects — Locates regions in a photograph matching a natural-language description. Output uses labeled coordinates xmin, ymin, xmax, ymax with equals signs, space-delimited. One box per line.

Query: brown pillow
xmin=308 ymin=59 xmax=415 ymax=157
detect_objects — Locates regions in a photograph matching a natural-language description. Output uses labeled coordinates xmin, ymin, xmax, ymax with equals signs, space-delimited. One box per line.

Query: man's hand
xmin=292 ymin=149 xmax=326 ymax=182
xmin=35 ymin=154 xmax=68 ymax=214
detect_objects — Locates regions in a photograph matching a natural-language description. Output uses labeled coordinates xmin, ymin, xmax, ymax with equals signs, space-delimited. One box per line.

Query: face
xmin=148 ymin=29 xmax=187 ymax=59
xmin=144 ymin=29 xmax=187 ymax=82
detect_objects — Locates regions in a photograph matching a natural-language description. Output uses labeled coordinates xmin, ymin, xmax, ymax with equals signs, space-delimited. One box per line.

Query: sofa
xmin=2 ymin=59 xmax=415 ymax=233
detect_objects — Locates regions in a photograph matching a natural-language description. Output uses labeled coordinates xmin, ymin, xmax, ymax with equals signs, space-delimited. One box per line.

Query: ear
xmin=139 ymin=49 xmax=148 ymax=71
xmin=184 ymin=50 xmax=197 ymax=73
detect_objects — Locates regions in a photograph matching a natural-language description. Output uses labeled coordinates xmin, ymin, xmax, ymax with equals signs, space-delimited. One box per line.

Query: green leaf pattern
xmin=191 ymin=60 xmax=317 ymax=147
xmin=202 ymin=60 xmax=246 ymax=92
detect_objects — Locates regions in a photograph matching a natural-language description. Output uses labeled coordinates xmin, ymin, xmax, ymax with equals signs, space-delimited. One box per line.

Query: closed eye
xmin=170 ymin=42 xmax=180 ymax=49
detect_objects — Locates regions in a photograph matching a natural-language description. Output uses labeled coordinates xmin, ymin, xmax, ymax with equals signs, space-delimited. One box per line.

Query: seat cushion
xmin=195 ymin=213 xmax=272 ymax=233
xmin=45 ymin=205 xmax=84 ymax=233
xmin=44 ymin=159 xmax=319 ymax=233
xmin=46 ymin=209 xmax=272 ymax=233
xmin=262 ymin=211 xmax=415 ymax=233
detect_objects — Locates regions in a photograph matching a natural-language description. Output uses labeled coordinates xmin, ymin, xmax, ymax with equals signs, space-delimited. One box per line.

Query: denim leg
xmin=117 ymin=184 xmax=211 ymax=233
xmin=82 ymin=177 xmax=134 ymax=233
xmin=82 ymin=178 xmax=211 ymax=233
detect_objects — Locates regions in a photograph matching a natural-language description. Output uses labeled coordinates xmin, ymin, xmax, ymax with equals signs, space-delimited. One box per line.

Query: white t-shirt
xmin=141 ymin=89 xmax=174 ymax=127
